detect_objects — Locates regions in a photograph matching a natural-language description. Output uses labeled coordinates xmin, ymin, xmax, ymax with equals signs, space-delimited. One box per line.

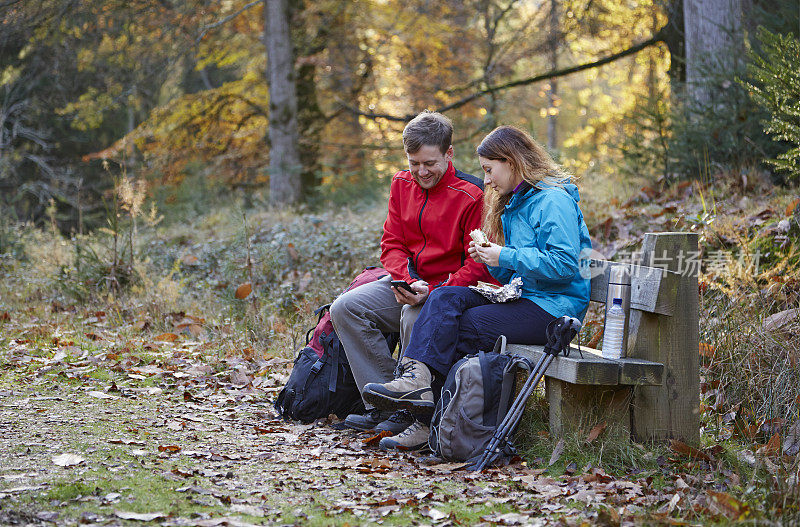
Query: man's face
xmin=406 ymin=144 xmax=453 ymax=190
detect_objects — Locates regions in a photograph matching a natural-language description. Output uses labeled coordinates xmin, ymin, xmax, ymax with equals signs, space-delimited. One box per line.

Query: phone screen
xmin=390 ymin=280 xmax=414 ymax=293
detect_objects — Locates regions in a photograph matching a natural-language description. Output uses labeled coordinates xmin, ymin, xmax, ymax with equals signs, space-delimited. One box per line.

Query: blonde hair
xmin=476 ymin=126 xmax=572 ymax=244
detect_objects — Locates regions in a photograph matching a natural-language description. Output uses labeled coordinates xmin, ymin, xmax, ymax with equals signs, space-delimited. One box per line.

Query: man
xmin=330 ymin=111 xmax=494 ymax=451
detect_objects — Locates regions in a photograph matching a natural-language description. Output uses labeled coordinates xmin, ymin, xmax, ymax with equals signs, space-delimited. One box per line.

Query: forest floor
xmin=2 ymin=175 xmax=799 ymax=525
xmin=0 ymin=297 xmax=755 ymax=527
xmin=0 ymin=332 xmax=640 ymax=527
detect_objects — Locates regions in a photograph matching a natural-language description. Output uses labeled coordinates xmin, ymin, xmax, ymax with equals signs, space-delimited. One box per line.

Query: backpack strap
xmin=319 ymin=331 xmax=340 ymax=392
xmin=497 ymin=356 xmax=533 ymax=426
xmin=479 ymin=336 xmax=506 ymax=426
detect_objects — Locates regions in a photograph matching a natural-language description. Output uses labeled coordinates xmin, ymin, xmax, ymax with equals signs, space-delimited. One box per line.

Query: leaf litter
xmin=0 ymin=306 xmax=773 ymax=526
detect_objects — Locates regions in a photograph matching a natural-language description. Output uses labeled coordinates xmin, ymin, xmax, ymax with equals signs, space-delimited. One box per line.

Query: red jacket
xmin=380 ymin=162 xmax=498 ymax=288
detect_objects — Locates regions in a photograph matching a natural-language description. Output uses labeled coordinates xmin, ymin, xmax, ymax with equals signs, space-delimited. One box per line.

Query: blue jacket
xmin=487 ymin=182 xmax=591 ymax=320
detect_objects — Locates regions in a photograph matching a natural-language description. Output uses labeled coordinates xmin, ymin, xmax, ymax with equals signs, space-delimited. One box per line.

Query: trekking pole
xmin=470 ymin=352 xmax=554 ymax=471
xmin=470 ymin=316 xmax=581 ymax=472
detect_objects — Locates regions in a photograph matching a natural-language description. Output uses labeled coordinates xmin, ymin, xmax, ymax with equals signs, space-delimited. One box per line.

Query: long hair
xmin=476 ymin=126 xmax=572 ymax=244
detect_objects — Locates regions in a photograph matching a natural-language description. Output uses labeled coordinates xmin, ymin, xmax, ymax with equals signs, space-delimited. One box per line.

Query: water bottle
xmin=602 ymin=298 xmax=626 ymax=359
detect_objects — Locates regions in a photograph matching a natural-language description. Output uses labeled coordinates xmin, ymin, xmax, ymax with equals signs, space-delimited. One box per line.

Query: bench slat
xmin=505 ymin=343 xmax=664 ymax=386
xmin=588 ymin=260 xmax=680 ymax=316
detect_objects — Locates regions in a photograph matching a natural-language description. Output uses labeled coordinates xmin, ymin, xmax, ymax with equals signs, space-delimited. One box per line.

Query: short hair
xmin=402 ymin=111 xmax=453 ymax=154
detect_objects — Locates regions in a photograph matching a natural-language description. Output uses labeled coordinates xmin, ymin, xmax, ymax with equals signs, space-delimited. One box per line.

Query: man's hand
xmin=469 ymin=240 xmax=502 ymax=267
xmin=391 ymin=280 xmax=429 ymax=306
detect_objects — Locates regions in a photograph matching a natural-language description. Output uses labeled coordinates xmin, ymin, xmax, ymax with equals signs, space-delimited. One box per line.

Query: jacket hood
xmin=509 ymin=181 xmax=581 ymax=209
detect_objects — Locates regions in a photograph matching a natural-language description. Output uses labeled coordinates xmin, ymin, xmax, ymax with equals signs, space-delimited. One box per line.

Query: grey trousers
xmin=329 ymin=275 xmax=421 ymax=409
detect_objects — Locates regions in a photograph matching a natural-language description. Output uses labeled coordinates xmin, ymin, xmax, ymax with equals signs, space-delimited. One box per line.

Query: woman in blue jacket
xmin=363 ymin=126 xmax=591 ymax=451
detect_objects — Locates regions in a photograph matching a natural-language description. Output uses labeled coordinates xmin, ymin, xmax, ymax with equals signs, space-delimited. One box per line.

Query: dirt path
xmin=0 ymin=341 xmax=643 ymax=526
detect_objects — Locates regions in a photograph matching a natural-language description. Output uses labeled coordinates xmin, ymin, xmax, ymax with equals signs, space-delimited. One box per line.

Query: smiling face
xmin=407 ymin=144 xmax=453 ymax=190
xmin=479 ymin=156 xmax=521 ymax=196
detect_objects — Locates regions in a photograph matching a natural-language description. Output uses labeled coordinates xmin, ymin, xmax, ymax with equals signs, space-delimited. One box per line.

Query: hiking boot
xmin=362 ymin=358 xmax=434 ymax=414
xmin=379 ymin=420 xmax=431 ymax=452
xmin=374 ymin=410 xmax=414 ymax=435
xmin=343 ymin=408 xmax=393 ymax=432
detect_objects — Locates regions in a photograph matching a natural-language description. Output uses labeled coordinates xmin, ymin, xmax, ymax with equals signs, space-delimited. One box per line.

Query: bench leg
xmin=546 ymin=378 xmax=632 ymax=438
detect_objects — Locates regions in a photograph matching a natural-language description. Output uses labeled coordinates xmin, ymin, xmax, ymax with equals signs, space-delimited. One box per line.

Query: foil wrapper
xmin=469 ymin=277 xmax=523 ymax=303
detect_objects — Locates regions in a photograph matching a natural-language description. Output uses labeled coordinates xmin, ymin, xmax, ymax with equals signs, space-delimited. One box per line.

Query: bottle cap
xmin=612 ymin=298 xmax=622 ymax=305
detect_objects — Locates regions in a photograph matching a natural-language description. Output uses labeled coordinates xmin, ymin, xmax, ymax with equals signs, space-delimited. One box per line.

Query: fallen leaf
xmin=669 ymin=439 xmax=712 ymax=462
xmin=230 ymin=370 xmax=251 ymax=387
xmin=420 ymin=506 xmax=447 ymax=522
xmin=786 ymin=197 xmax=800 ymax=216
xmin=549 ymin=438 xmax=564 ymax=466
xmin=52 ymin=453 xmax=85 ymax=467
xmin=586 ymin=422 xmax=607 ymax=443
xmin=708 ymin=490 xmax=751 ymax=520
xmin=783 ymin=421 xmax=800 ymax=455
xmin=667 ymin=492 xmax=681 ymax=513
xmin=154 ymin=333 xmax=179 ymax=342
xmin=763 ymin=308 xmax=800 ymax=332
xmin=176 ymin=323 xmax=203 ymax=336
xmin=88 ymin=390 xmax=118 ymax=400
xmin=230 ymin=504 xmax=265 ymax=517
xmin=0 ymin=312 xmax=10 ymax=322
xmin=363 ymin=430 xmax=392 ymax=446
xmin=287 ymin=243 xmax=299 ymax=261
xmin=114 ymin=511 xmax=165 ymax=521
xmin=35 ymin=511 xmax=59 ymax=522
xmin=757 ymin=432 xmax=781 ymax=457
xmin=108 ymin=438 xmax=145 ymax=445
xmin=235 ymin=283 xmax=252 ymax=299
xmin=158 ymin=445 xmax=181 ymax=453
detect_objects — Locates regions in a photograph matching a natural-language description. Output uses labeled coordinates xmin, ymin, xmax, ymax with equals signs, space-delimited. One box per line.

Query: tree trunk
xmin=663 ymin=0 xmax=686 ymax=83
xmin=683 ymin=0 xmax=744 ymax=110
xmin=265 ymin=0 xmax=302 ymax=205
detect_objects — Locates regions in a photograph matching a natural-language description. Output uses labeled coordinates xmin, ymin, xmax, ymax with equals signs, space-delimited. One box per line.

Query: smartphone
xmin=390 ymin=280 xmax=415 ymax=293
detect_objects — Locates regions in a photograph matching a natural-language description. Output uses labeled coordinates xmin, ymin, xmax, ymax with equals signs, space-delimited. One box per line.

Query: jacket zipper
xmin=415 ymin=189 xmax=429 ymax=273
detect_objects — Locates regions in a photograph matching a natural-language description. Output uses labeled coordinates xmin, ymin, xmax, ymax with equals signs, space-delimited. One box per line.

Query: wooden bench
xmin=506 ymin=232 xmax=700 ymax=445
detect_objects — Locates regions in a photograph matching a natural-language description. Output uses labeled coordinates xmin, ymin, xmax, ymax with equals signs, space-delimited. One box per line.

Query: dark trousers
xmin=404 ymin=286 xmax=556 ymax=378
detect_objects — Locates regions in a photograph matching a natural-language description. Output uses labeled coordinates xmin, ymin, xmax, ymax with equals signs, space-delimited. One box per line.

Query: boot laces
xmin=386 ymin=410 xmax=412 ymax=424
xmin=396 ymin=360 xmax=418 ymax=380
xmin=399 ymin=420 xmax=424 ymax=438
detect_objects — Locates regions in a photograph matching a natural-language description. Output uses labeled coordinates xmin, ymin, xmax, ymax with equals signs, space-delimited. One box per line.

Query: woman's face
xmin=479 ymin=156 xmax=521 ymax=196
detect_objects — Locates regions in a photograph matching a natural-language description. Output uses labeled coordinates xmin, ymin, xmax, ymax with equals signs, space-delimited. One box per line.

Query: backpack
xmin=274 ymin=267 xmax=399 ymax=423
xmin=428 ymin=336 xmax=532 ymax=462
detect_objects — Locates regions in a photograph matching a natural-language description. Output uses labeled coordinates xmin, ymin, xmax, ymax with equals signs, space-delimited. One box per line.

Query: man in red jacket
xmin=330 ymin=111 xmax=494 ymax=449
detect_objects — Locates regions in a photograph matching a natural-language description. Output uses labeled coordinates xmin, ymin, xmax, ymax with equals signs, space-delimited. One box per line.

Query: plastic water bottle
xmin=602 ymin=298 xmax=626 ymax=359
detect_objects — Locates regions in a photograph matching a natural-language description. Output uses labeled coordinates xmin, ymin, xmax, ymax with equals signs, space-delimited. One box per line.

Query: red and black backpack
xmin=274 ymin=267 xmax=399 ymax=423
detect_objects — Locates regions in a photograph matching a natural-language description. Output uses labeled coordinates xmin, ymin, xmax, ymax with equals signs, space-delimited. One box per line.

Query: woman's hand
xmin=471 ymin=241 xmax=503 ymax=267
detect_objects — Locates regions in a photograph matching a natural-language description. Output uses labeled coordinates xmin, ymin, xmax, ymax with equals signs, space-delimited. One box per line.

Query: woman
xmin=363 ymin=126 xmax=592 ymax=451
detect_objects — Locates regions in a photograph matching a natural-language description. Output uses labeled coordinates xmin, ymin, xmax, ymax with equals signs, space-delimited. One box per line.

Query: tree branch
xmin=196 ymin=0 xmax=262 ymax=43
xmin=344 ymin=29 xmax=665 ymax=123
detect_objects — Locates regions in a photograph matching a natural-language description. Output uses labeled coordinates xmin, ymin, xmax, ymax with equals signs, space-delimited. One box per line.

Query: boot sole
xmin=362 ymin=387 xmax=434 ymax=416
xmin=379 ymin=439 xmax=430 ymax=452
